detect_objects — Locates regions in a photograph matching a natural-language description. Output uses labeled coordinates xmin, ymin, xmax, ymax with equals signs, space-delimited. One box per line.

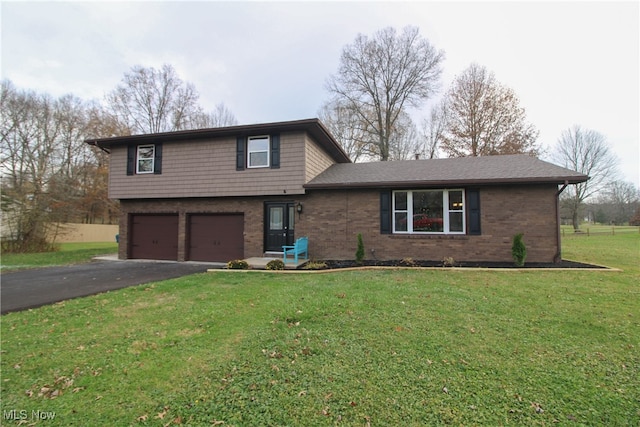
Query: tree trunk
xmin=572 ymin=209 xmax=580 ymax=231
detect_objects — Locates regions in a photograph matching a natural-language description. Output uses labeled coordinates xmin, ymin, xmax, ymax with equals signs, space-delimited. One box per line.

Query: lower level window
xmin=393 ymin=189 xmax=465 ymax=234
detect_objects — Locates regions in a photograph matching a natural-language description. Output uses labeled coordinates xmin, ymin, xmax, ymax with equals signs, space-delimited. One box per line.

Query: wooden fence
xmin=561 ymin=225 xmax=640 ymax=237
xmin=49 ymin=223 xmax=119 ymax=243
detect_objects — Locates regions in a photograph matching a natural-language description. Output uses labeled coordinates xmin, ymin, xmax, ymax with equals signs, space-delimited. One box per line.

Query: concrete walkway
xmin=245 ymin=257 xmax=308 ymax=269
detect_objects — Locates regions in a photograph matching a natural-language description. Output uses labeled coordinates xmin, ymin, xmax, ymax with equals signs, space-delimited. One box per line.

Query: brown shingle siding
xmin=110 ymin=132 xmax=308 ymax=199
xmin=305 ymin=134 xmax=338 ymax=182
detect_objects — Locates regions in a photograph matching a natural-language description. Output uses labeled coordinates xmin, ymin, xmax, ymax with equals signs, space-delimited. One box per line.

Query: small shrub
xmin=227 ymin=259 xmax=249 ymax=270
xmin=442 ymin=256 xmax=456 ymax=267
xmin=399 ymin=257 xmax=416 ymax=267
xmin=301 ymin=261 xmax=327 ymax=270
xmin=511 ymin=233 xmax=527 ymax=267
xmin=266 ymin=259 xmax=285 ymax=270
xmin=1 ymin=238 xmax=57 ymax=253
xmin=355 ymin=233 xmax=365 ymax=264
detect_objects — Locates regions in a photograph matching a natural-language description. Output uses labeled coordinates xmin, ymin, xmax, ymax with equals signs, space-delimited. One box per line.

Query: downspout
xmin=554 ymin=180 xmax=569 ymax=262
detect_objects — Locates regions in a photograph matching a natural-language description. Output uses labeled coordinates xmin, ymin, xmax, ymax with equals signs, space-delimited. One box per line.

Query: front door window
xmin=265 ymin=202 xmax=295 ymax=252
xmin=270 ymin=207 xmax=283 ymax=230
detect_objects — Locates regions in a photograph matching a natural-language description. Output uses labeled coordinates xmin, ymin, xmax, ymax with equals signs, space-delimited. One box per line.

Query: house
xmin=86 ymin=118 xmax=588 ymax=264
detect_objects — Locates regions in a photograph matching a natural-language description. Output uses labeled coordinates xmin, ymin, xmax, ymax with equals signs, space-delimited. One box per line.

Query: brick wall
xmin=119 ymin=197 xmax=269 ymax=260
xmin=297 ymin=185 xmax=560 ymax=263
xmin=119 ymin=184 xmax=560 ymax=263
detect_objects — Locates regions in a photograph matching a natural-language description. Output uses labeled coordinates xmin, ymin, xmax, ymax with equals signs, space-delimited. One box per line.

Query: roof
xmin=85 ymin=118 xmax=351 ymax=164
xmin=304 ymin=154 xmax=589 ymax=189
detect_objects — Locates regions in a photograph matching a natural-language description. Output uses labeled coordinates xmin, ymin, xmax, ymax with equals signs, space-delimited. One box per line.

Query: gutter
xmin=86 ymin=139 xmax=110 ymax=154
xmin=304 ymin=177 xmax=586 ymax=190
xmin=554 ymin=180 xmax=569 ymax=262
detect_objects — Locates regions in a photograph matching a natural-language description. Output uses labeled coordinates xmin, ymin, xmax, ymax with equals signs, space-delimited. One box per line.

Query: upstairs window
xmin=127 ymin=143 xmax=162 ymax=175
xmin=393 ymin=189 xmax=465 ymax=234
xmin=237 ymin=134 xmax=280 ymax=170
xmin=136 ymin=145 xmax=155 ymax=174
xmin=247 ymin=136 xmax=270 ymax=168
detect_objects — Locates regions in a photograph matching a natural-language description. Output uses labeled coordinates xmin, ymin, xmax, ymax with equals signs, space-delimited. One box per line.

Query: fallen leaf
xmin=137 ymin=414 xmax=148 ymax=422
xmin=530 ymin=402 xmax=544 ymax=413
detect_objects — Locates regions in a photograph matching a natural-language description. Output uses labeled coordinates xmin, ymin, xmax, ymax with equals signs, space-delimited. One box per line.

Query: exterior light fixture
xmin=296 ymin=202 xmax=303 ymax=214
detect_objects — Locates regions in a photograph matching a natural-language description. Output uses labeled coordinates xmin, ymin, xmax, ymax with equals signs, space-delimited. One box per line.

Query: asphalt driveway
xmin=1 ymin=259 xmax=216 ymax=314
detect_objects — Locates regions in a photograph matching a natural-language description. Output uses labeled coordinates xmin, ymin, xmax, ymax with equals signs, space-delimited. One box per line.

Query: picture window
xmin=392 ymin=189 xmax=465 ymax=234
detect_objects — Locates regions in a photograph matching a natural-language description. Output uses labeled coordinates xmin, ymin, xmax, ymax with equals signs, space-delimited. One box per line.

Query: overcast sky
xmin=2 ymin=1 xmax=638 ymax=185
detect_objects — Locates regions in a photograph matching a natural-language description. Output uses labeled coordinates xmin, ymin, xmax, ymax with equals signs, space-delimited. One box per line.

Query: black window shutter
xmin=127 ymin=145 xmax=135 ymax=175
xmin=153 ymin=143 xmax=162 ymax=175
xmin=270 ymin=134 xmax=280 ymax=169
xmin=380 ymin=191 xmax=391 ymax=234
xmin=236 ymin=136 xmax=246 ymax=170
xmin=467 ymin=189 xmax=481 ymax=235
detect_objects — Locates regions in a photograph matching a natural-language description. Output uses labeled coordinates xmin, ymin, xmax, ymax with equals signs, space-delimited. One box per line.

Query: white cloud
xmin=2 ymin=1 xmax=637 ymax=185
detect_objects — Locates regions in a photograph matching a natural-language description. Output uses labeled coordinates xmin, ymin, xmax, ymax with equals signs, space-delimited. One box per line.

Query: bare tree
xmin=207 ymin=102 xmax=238 ymax=127
xmin=420 ymin=101 xmax=448 ymax=159
xmin=106 ymin=64 xmax=201 ymax=134
xmin=440 ymin=63 xmax=539 ymax=157
xmin=190 ymin=102 xmax=238 ymax=129
xmin=1 ymin=81 xmax=121 ymax=251
xmin=595 ymin=180 xmax=639 ymax=225
xmin=325 ymin=26 xmax=444 ymax=161
xmin=554 ymin=125 xmax=619 ymax=230
xmin=1 ymin=81 xmax=65 ymax=250
xmin=319 ymin=100 xmax=371 ymax=162
xmin=387 ymin=112 xmax=420 ymax=161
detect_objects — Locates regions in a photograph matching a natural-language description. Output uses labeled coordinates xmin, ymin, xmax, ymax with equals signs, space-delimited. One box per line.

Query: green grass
xmin=1 ymin=242 xmax=117 ymax=271
xmin=1 ymin=235 xmax=638 ymax=426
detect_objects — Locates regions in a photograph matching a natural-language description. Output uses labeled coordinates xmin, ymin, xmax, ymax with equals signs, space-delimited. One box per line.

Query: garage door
xmin=188 ymin=214 xmax=244 ymax=262
xmin=130 ymin=214 xmax=179 ymax=260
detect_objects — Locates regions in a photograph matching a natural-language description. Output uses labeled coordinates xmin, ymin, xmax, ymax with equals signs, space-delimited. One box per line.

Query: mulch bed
xmin=304 ymin=259 xmax=607 ymax=270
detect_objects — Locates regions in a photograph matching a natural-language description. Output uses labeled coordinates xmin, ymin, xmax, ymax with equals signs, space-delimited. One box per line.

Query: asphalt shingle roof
xmin=305 ymin=154 xmax=588 ymax=189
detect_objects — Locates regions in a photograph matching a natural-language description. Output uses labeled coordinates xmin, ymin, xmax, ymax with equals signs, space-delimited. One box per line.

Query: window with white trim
xmin=247 ymin=135 xmax=270 ymax=168
xmin=393 ymin=189 xmax=465 ymax=234
xmin=136 ymin=145 xmax=155 ymax=174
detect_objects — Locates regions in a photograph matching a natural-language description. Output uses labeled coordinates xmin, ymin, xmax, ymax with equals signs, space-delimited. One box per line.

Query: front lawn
xmin=1 ymin=234 xmax=638 ymax=425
